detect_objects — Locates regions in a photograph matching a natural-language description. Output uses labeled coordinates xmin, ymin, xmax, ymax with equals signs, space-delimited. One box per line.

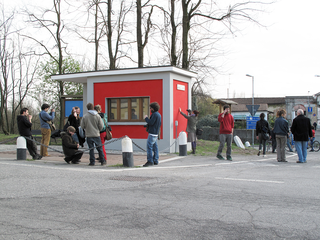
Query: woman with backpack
xmin=256 ymin=113 xmax=271 ymax=157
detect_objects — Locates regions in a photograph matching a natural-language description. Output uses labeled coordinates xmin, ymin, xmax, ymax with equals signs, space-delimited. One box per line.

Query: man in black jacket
xmin=291 ymin=109 xmax=312 ymax=163
xmin=17 ymin=108 xmax=42 ymax=160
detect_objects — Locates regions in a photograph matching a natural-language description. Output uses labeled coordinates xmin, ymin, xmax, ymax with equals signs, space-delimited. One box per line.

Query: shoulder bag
xmin=39 ymin=113 xmax=56 ymax=131
xmin=102 ymin=114 xmax=112 ymax=140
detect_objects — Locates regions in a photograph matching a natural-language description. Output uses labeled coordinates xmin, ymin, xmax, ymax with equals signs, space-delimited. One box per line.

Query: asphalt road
xmin=1 ymin=151 xmax=320 ymax=240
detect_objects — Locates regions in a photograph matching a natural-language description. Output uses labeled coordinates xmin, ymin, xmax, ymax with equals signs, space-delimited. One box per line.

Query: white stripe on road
xmin=215 ymin=177 xmax=284 ymax=184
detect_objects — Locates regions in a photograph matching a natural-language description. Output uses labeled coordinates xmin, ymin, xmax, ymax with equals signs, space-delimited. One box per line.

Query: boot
xmin=192 ymin=147 xmax=196 ymax=154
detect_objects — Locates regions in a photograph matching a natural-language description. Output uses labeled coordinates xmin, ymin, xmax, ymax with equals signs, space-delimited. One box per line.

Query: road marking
xmin=215 ymin=177 xmax=284 ymax=184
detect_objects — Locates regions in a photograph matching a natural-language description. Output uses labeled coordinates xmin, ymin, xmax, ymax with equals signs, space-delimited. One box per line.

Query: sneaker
xmin=226 ymin=156 xmax=232 ymax=161
xmin=88 ymin=163 xmax=95 ymax=166
xmin=257 ymin=150 xmax=261 ymax=156
xmin=310 ymin=150 xmax=314 ymax=152
xmin=143 ymin=162 xmax=154 ymax=167
xmin=154 ymin=162 xmax=158 ymax=165
xmin=101 ymin=161 xmax=106 ymax=166
xmin=216 ymin=154 xmax=225 ymax=160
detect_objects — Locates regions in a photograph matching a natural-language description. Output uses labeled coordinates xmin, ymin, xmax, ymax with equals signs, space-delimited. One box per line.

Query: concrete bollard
xmin=17 ymin=136 xmax=27 ymax=160
xmin=122 ymin=136 xmax=134 ymax=167
xmin=179 ymin=131 xmax=187 ymax=156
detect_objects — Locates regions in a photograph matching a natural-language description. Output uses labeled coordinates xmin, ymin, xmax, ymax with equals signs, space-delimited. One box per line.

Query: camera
xmin=186 ymin=109 xmax=192 ymax=113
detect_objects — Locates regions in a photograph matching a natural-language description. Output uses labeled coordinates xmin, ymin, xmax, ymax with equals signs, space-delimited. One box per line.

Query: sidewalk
xmin=0 ymin=145 xmax=177 ymax=167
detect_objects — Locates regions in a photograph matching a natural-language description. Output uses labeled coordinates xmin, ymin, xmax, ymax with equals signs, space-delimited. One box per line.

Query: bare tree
xmin=0 ymin=10 xmax=15 ymax=134
xmin=136 ymin=0 xmax=154 ymax=68
xmin=23 ymin=0 xmax=69 ymax=128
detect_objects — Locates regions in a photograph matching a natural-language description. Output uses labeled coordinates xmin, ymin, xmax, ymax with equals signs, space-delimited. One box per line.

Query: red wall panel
xmin=93 ymin=80 xmax=163 ymax=139
xmin=173 ymin=80 xmax=189 ymax=139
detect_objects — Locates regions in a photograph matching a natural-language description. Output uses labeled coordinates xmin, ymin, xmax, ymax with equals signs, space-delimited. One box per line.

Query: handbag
xmin=48 ymin=121 xmax=56 ymax=131
xmin=105 ymin=127 xmax=112 ymax=141
xmin=196 ymin=128 xmax=203 ymax=136
xmin=102 ymin=114 xmax=112 ymax=140
xmin=39 ymin=113 xmax=56 ymax=131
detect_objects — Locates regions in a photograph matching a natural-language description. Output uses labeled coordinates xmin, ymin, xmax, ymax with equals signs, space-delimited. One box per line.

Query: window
xmin=108 ymin=97 xmax=149 ymax=122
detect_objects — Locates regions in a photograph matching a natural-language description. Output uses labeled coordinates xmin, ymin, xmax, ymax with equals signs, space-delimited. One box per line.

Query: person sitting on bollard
xmin=17 ymin=108 xmax=42 ymax=160
xmin=61 ymin=126 xmax=83 ymax=164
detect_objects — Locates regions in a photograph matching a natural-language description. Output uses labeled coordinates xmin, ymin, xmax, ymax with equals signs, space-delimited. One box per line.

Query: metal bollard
xmin=122 ymin=136 xmax=134 ymax=167
xmin=179 ymin=131 xmax=187 ymax=156
xmin=17 ymin=136 xmax=27 ymax=160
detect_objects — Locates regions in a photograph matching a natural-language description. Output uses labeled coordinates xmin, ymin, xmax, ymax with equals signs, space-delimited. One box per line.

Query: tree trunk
xmin=181 ymin=0 xmax=189 ymax=70
xmin=137 ymin=0 xmax=143 ymax=68
xmin=170 ymin=0 xmax=177 ymax=66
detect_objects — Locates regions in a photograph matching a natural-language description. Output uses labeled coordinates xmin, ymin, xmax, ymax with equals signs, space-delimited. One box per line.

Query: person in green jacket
xmin=179 ymin=108 xmax=199 ymax=154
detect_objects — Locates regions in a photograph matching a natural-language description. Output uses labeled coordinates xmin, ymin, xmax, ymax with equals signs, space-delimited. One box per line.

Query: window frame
xmin=108 ymin=97 xmax=149 ymax=122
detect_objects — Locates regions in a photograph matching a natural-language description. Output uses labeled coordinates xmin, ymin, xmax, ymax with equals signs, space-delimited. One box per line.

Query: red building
xmin=52 ymin=66 xmax=197 ymax=153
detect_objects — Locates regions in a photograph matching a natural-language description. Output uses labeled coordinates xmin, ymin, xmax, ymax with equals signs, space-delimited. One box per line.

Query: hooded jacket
xmin=80 ymin=110 xmax=103 ymax=137
xmin=17 ymin=115 xmax=32 ymax=136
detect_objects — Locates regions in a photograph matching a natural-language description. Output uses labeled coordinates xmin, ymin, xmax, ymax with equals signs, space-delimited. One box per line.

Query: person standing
xmin=179 ymin=108 xmax=199 ymax=154
xmin=255 ymin=113 xmax=270 ymax=157
xmin=310 ymin=126 xmax=316 ymax=152
xmin=216 ymin=105 xmax=234 ymax=161
xmin=66 ymin=106 xmax=85 ymax=147
xmin=143 ymin=102 xmax=161 ymax=167
xmin=94 ymin=104 xmax=108 ymax=161
xmin=273 ymin=109 xmax=289 ymax=162
xmin=61 ymin=126 xmax=83 ymax=164
xmin=80 ymin=103 xmax=106 ymax=166
xmin=313 ymin=121 xmax=317 ymax=131
xmin=39 ymin=103 xmax=55 ymax=157
xmin=291 ymin=109 xmax=312 ymax=163
xmin=17 ymin=108 xmax=42 ymax=160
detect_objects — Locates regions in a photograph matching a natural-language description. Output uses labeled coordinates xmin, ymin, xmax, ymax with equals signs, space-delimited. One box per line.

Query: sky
xmin=212 ymin=0 xmax=320 ymax=99
xmin=3 ymin=0 xmax=320 ymax=99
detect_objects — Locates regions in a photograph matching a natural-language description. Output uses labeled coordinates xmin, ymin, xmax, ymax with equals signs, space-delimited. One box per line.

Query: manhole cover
xmin=109 ymin=176 xmax=155 ymax=182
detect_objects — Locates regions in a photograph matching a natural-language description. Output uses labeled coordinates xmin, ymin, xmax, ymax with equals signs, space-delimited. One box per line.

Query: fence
xmin=198 ymin=127 xmax=257 ymax=144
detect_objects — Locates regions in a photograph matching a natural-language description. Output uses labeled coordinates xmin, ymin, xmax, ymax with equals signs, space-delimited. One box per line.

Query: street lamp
xmin=246 ymin=74 xmax=254 ymax=146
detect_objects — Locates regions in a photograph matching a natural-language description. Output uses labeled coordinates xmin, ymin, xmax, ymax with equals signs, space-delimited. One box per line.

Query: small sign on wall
xmin=177 ymin=84 xmax=185 ymax=91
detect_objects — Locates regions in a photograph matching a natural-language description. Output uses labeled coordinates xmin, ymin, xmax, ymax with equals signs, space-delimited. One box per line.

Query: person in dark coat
xmin=291 ymin=109 xmax=313 ymax=163
xmin=255 ymin=113 xmax=271 ymax=157
xmin=66 ymin=106 xmax=85 ymax=147
xmin=61 ymin=126 xmax=83 ymax=164
xmin=17 ymin=108 xmax=42 ymax=160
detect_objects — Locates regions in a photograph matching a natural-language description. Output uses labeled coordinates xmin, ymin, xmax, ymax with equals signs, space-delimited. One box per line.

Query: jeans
xmin=295 ymin=141 xmax=308 ymax=162
xmin=23 ymin=136 xmax=39 ymax=158
xmin=276 ymin=135 xmax=286 ymax=161
xmin=286 ymin=137 xmax=293 ymax=151
xmin=147 ymin=134 xmax=159 ymax=164
xmin=217 ymin=134 xmax=232 ymax=157
xmin=87 ymin=137 xmax=106 ymax=165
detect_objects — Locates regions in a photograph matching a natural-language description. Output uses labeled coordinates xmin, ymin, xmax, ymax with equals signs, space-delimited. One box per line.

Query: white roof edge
xmin=51 ymin=66 xmax=197 ymax=80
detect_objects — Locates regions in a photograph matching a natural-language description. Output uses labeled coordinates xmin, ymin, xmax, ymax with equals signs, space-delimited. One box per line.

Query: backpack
xmin=101 ymin=113 xmax=108 ymax=132
xmin=261 ymin=125 xmax=269 ymax=140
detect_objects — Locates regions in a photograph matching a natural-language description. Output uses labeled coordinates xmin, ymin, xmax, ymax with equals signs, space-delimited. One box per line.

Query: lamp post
xmin=246 ymin=74 xmax=254 ymax=146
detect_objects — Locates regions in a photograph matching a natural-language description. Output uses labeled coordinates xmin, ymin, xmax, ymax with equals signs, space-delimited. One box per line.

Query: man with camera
xmin=143 ymin=102 xmax=161 ymax=167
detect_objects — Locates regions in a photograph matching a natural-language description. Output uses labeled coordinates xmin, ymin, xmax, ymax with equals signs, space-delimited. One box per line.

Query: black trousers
xmin=65 ymin=151 xmax=83 ymax=163
xmin=23 ymin=136 xmax=39 ymax=158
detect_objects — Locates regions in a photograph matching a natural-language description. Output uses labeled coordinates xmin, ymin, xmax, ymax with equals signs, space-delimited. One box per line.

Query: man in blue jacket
xmin=144 ymin=102 xmax=161 ymax=167
xmin=39 ymin=103 xmax=55 ymax=157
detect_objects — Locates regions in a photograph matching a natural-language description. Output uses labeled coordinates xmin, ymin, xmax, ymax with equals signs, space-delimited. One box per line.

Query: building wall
xmin=93 ymin=79 xmax=163 ymax=139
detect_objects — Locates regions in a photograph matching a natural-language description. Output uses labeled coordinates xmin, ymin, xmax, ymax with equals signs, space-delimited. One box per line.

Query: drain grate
xmin=109 ymin=176 xmax=155 ymax=182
